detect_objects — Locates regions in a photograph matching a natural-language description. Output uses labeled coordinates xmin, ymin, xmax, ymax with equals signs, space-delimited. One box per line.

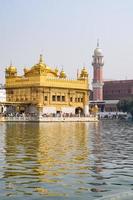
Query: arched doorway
xmin=75 ymin=107 xmax=83 ymax=116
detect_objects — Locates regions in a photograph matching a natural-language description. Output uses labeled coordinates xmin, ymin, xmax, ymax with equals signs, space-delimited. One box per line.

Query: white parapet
xmin=0 ymin=116 xmax=98 ymax=122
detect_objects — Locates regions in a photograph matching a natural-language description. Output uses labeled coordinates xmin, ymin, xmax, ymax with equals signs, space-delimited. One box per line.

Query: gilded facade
xmin=5 ymin=55 xmax=89 ymax=115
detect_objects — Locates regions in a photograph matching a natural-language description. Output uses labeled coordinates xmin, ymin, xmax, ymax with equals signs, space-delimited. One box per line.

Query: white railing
xmin=0 ymin=116 xmax=98 ymax=122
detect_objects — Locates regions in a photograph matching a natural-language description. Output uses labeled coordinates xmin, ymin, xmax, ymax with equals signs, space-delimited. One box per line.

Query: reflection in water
xmin=91 ymin=122 xmax=103 ymax=173
xmin=0 ymin=121 xmax=133 ymax=200
xmin=0 ymin=123 xmax=6 ymax=180
xmin=3 ymin=123 xmax=40 ymax=197
xmin=2 ymin=122 xmax=91 ymax=199
xmin=89 ymin=121 xmax=133 ymax=199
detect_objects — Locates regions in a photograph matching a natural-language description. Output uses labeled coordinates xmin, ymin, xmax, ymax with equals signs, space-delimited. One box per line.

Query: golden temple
xmin=5 ymin=55 xmax=90 ymax=116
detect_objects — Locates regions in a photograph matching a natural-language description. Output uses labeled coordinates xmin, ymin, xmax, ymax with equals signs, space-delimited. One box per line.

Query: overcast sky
xmin=0 ymin=0 xmax=133 ymax=83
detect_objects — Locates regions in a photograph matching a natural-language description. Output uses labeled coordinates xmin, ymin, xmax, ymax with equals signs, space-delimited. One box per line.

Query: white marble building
xmin=0 ymin=84 xmax=6 ymax=113
xmin=0 ymin=84 xmax=6 ymax=102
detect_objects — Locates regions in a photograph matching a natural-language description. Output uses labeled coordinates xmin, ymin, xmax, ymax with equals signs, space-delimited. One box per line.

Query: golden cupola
xmin=24 ymin=68 xmax=30 ymax=74
xmin=39 ymin=54 xmax=51 ymax=70
xmin=54 ymin=67 xmax=59 ymax=75
xmin=24 ymin=55 xmax=58 ymax=77
xmin=32 ymin=54 xmax=51 ymax=72
xmin=5 ymin=62 xmax=17 ymax=77
xmin=59 ymin=69 xmax=67 ymax=78
xmin=33 ymin=54 xmax=46 ymax=70
xmin=80 ymin=67 xmax=88 ymax=78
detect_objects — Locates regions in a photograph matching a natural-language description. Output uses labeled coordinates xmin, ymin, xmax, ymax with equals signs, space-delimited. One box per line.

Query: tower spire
xmin=77 ymin=68 xmax=79 ymax=79
xmin=10 ymin=60 xmax=12 ymax=66
xmin=39 ymin=54 xmax=43 ymax=64
xmin=97 ymin=39 xmax=99 ymax=47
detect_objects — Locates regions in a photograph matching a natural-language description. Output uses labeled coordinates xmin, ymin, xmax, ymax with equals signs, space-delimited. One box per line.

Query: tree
xmin=117 ymin=99 xmax=133 ymax=118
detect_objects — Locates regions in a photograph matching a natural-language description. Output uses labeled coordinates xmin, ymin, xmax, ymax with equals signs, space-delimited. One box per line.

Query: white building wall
xmin=42 ymin=106 xmax=75 ymax=114
xmin=61 ymin=107 xmax=75 ymax=114
xmin=43 ymin=107 xmax=56 ymax=114
xmin=0 ymin=88 xmax=6 ymax=102
xmin=0 ymin=87 xmax=6 ymax=113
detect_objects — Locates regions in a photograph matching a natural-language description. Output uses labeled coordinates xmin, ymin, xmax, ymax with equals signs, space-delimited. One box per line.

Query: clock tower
xmin=92 ymin=41 xmax=104 ymax=101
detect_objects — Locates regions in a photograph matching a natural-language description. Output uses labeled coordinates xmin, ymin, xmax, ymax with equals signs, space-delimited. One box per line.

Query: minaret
xmin=92 ymin=40 xmax=104 ymax=101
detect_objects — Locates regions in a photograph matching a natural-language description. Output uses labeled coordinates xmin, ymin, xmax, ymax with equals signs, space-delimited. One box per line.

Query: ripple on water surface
xmin=0 ymin=121 xmax=133 ymax=199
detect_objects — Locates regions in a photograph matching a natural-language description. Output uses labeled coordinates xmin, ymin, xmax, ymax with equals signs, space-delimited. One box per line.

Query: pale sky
xmin=0 ymin=0 xmax=133 ymax=83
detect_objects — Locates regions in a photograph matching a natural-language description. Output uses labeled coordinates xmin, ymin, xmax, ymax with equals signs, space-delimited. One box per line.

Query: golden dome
xmin=5 ymin=62 xmax=17 ymax=77
xmin=59 ymin=69 xmax=67 ymax=78
xmin=82 ymin=67 xmax=88 ymax=73
xmin=80 ymin=67 xmax=88 ymax=78
xmin=45 ymin=65 xmax=51 ymax=70
xmin=32 ymin=54 xmax=45 ymax=69
xmin=32 ymin=54 xmax=52 ymax=71
xmin=6 ymin=62 xmax=17 ymax=74
xmin=9 ymin=66 xmax=17 ymax=72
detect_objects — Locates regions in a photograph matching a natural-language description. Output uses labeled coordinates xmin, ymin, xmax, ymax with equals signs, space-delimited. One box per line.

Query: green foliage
xmin=117 ymin=99 xmax=133 ymax=117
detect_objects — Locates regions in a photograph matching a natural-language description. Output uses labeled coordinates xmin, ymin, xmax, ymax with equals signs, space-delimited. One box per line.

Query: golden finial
xmin=77 ymin=69 xmax=79 ymax=79
xmin=39 ymin=54 xmax=44 ymax=64
xmin=60 ymin=67 xmax=67 ymax=78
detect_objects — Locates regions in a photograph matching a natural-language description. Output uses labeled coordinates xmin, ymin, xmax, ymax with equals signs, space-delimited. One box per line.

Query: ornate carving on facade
xmin=5 ymin=55 xmax=90 ymax=116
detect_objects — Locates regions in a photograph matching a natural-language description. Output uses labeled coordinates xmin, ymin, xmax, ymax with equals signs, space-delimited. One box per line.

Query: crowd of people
xmin=0 ymin=112 xmax=92 ymax=118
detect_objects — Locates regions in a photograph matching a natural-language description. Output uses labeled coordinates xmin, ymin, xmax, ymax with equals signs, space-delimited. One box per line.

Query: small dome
xmin=55 ymin=67 xmax=58 ymax=73
xmin=94 ymin=47 xmax=103 ymax=56
xmin=32 ymin=55 xmax=51 ymax=71
xmin=24 ymin=68 xmax=30 ymax=73
xmin=60 ymin=69 xmax=67 ymax=78
xmin=45 ymin=65 xmax=51 ymax=70
xmin=80 ymin=67 xmax=88 ymax=78
xmin=82 ymin=67 xmax=88 ymax=74
xmin=10 ymin=66 xmax=16 ymax=71
xmin=7 ymin=65 xmax=17 ymax=73
xmin=6 ymin=63 xmax=17 ymax=77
